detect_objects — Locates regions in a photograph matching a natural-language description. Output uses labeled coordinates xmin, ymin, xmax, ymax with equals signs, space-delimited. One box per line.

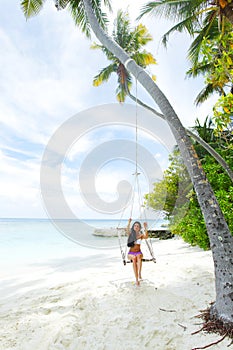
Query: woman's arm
xmin=126 ymin=218 xmax=132 ymax=236
xmin=143 ymin=222 xmax=148 ymax=239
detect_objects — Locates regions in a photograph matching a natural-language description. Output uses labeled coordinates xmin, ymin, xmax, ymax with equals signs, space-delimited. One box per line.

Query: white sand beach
xmin=0 ymin=236 xmax=231 ymax=350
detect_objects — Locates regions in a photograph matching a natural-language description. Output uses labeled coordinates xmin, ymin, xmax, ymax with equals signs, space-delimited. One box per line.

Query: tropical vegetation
xmin=146 ymin=118 xmax=233 ymax=250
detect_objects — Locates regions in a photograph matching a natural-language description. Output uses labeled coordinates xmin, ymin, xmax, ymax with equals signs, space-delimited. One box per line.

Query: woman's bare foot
xmin=136 ymin=280 xmax=140 ymax=286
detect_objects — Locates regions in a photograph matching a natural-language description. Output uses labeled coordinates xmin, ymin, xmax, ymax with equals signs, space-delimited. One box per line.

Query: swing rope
xmin=117 ymin=78 xmax=156 ymax=265
xmin=117 ymin=172 xmax=139 ymax=265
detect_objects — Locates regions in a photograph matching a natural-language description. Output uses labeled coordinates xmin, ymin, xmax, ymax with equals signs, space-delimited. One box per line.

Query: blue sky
xmin=0 ymin=0 xmax=216 ymax=219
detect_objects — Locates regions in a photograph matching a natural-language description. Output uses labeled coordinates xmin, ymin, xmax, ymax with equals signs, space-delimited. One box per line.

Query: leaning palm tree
xmin=21 ymin=0 xmax=233 ymax=331
xmin=91 ymin=9 xmax=156 ymax=102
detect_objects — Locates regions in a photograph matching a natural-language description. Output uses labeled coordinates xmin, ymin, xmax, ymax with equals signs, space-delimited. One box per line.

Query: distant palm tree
xmin=91 ymin=10 xmax=156 ymax=102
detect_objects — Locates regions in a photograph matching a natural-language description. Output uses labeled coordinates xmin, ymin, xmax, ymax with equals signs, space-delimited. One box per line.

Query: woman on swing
xmin=127 ymin=218 xmax=148 ymax=286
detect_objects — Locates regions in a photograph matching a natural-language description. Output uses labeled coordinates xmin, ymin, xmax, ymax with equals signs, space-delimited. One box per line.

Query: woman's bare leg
xmin=138 ymin=257 xmax=142 ymax=280
xmin=130 ymin=256 xmax=139 ymax=285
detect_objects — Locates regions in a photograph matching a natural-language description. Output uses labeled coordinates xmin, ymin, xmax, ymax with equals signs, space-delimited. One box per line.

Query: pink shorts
xmin=128 ymin=251 xmax=142 ymax=256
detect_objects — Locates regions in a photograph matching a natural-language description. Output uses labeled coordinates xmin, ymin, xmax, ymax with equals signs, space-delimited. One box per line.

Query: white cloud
xmin=0 ymin=153 xmax=43 ymax=217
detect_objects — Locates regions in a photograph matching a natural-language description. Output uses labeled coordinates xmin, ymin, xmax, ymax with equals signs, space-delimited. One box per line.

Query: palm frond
xmin=138 ymin=1 xmax=163 ymax=19
xmin=90 ymin=42 xmax=103 ymax=50
xmin=161 ymin=15 xmax=199 ymax=47
xmin=191 ymin=116 xmax=215 ymax=143
xmin=138 ymin=0 xmax=187 ymax=21
xmin=132 ymin=52 xmax=156 ymax=67
xmin=102 ymin=0 xmax=112 ymax=12
xmin=138 ymin=0 xmax=204 ymax=22
xmin=90 ymin=42 xmax=117 ymax=61
xmin=186 ymin=62 xmax=213 ymax=78
xmin=194 ymin=83 xmax=219 ymax=106
xmin=68 ymin=0 xmax=109 ymax=38
xmin=116 ymin=89 xmax=127 ymax=103
xmin=93 ymin=63 xmax=117 ymax=86
xmin=113 ymin=10 xmax=131 ymax=48
xmin=91 ymin=0 xmax=109 ymax=31
xmin=54 ymin=0 xmax=69 ymax=10
xmin=116 ymin=76 xmax=132 ymax=103
xmin=134 ymin=24 xmax=153 ymax=45
xmin=20 ymin=0 xmax=45 ymax=19
xmin=188 ymin=16 xmax=218 ymax=64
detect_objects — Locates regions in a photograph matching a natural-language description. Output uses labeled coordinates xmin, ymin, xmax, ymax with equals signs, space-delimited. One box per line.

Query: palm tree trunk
xmin=83 ymin=0 xmax=233 ymax=324
xmin=186 ymin=131 xmax=233 ymax=181
xmin=221 ymin=3 xmax=233 ymax=24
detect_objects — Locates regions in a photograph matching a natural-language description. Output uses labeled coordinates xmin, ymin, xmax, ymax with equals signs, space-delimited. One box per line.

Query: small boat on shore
xmin=93 ymin=227 xmax=127 ymax=237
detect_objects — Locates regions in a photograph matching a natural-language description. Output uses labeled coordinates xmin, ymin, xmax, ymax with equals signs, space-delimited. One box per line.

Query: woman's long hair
xmin=131 ymin=221 xmax=141 ymax=235
xmin=128 ymin=221 xmax=141 ymax=245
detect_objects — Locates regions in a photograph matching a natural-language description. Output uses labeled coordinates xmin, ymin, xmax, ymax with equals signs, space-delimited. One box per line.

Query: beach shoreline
xmin=0 ymin=237 xmax=231 ymax=350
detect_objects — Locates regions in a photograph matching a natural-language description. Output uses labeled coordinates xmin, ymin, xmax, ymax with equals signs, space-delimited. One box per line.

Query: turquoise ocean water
xmin=0 ymin=218 xmax=166 ymax=267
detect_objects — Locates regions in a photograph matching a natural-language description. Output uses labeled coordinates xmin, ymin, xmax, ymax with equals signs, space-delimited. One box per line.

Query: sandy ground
xmin=0 ymin=237 xmax=231 ymax=350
